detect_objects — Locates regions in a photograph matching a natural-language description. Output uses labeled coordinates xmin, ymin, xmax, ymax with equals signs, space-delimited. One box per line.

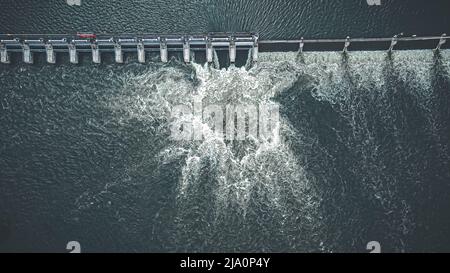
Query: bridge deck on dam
xmin=1 ymin=32 xmax=448 ymax=64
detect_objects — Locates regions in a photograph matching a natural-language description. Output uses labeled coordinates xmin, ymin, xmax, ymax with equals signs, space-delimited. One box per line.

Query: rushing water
xmin=1 ymin=49 xmax=449 ymax=252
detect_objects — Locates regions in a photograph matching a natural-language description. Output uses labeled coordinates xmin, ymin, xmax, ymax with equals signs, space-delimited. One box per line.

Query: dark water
xmin=1 ymin=1 xmax=450 ymax=253
xmin=1 ymin=0 xmax=450 ymax=39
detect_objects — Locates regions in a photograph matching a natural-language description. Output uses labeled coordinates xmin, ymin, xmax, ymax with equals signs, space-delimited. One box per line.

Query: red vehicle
xmin=76 ymin=32 xmax=96 ymax=39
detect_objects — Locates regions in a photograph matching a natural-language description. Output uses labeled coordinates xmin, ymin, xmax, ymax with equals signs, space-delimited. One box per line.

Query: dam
xmin=0 ymin=32 xmax=448 ymax=65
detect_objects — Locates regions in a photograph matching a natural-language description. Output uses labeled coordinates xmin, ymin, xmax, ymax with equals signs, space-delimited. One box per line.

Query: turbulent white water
xmin=59 ymin=49 xmax=450 ymax=252
xmin=107 ymin=61 xmax=318 ymax=216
